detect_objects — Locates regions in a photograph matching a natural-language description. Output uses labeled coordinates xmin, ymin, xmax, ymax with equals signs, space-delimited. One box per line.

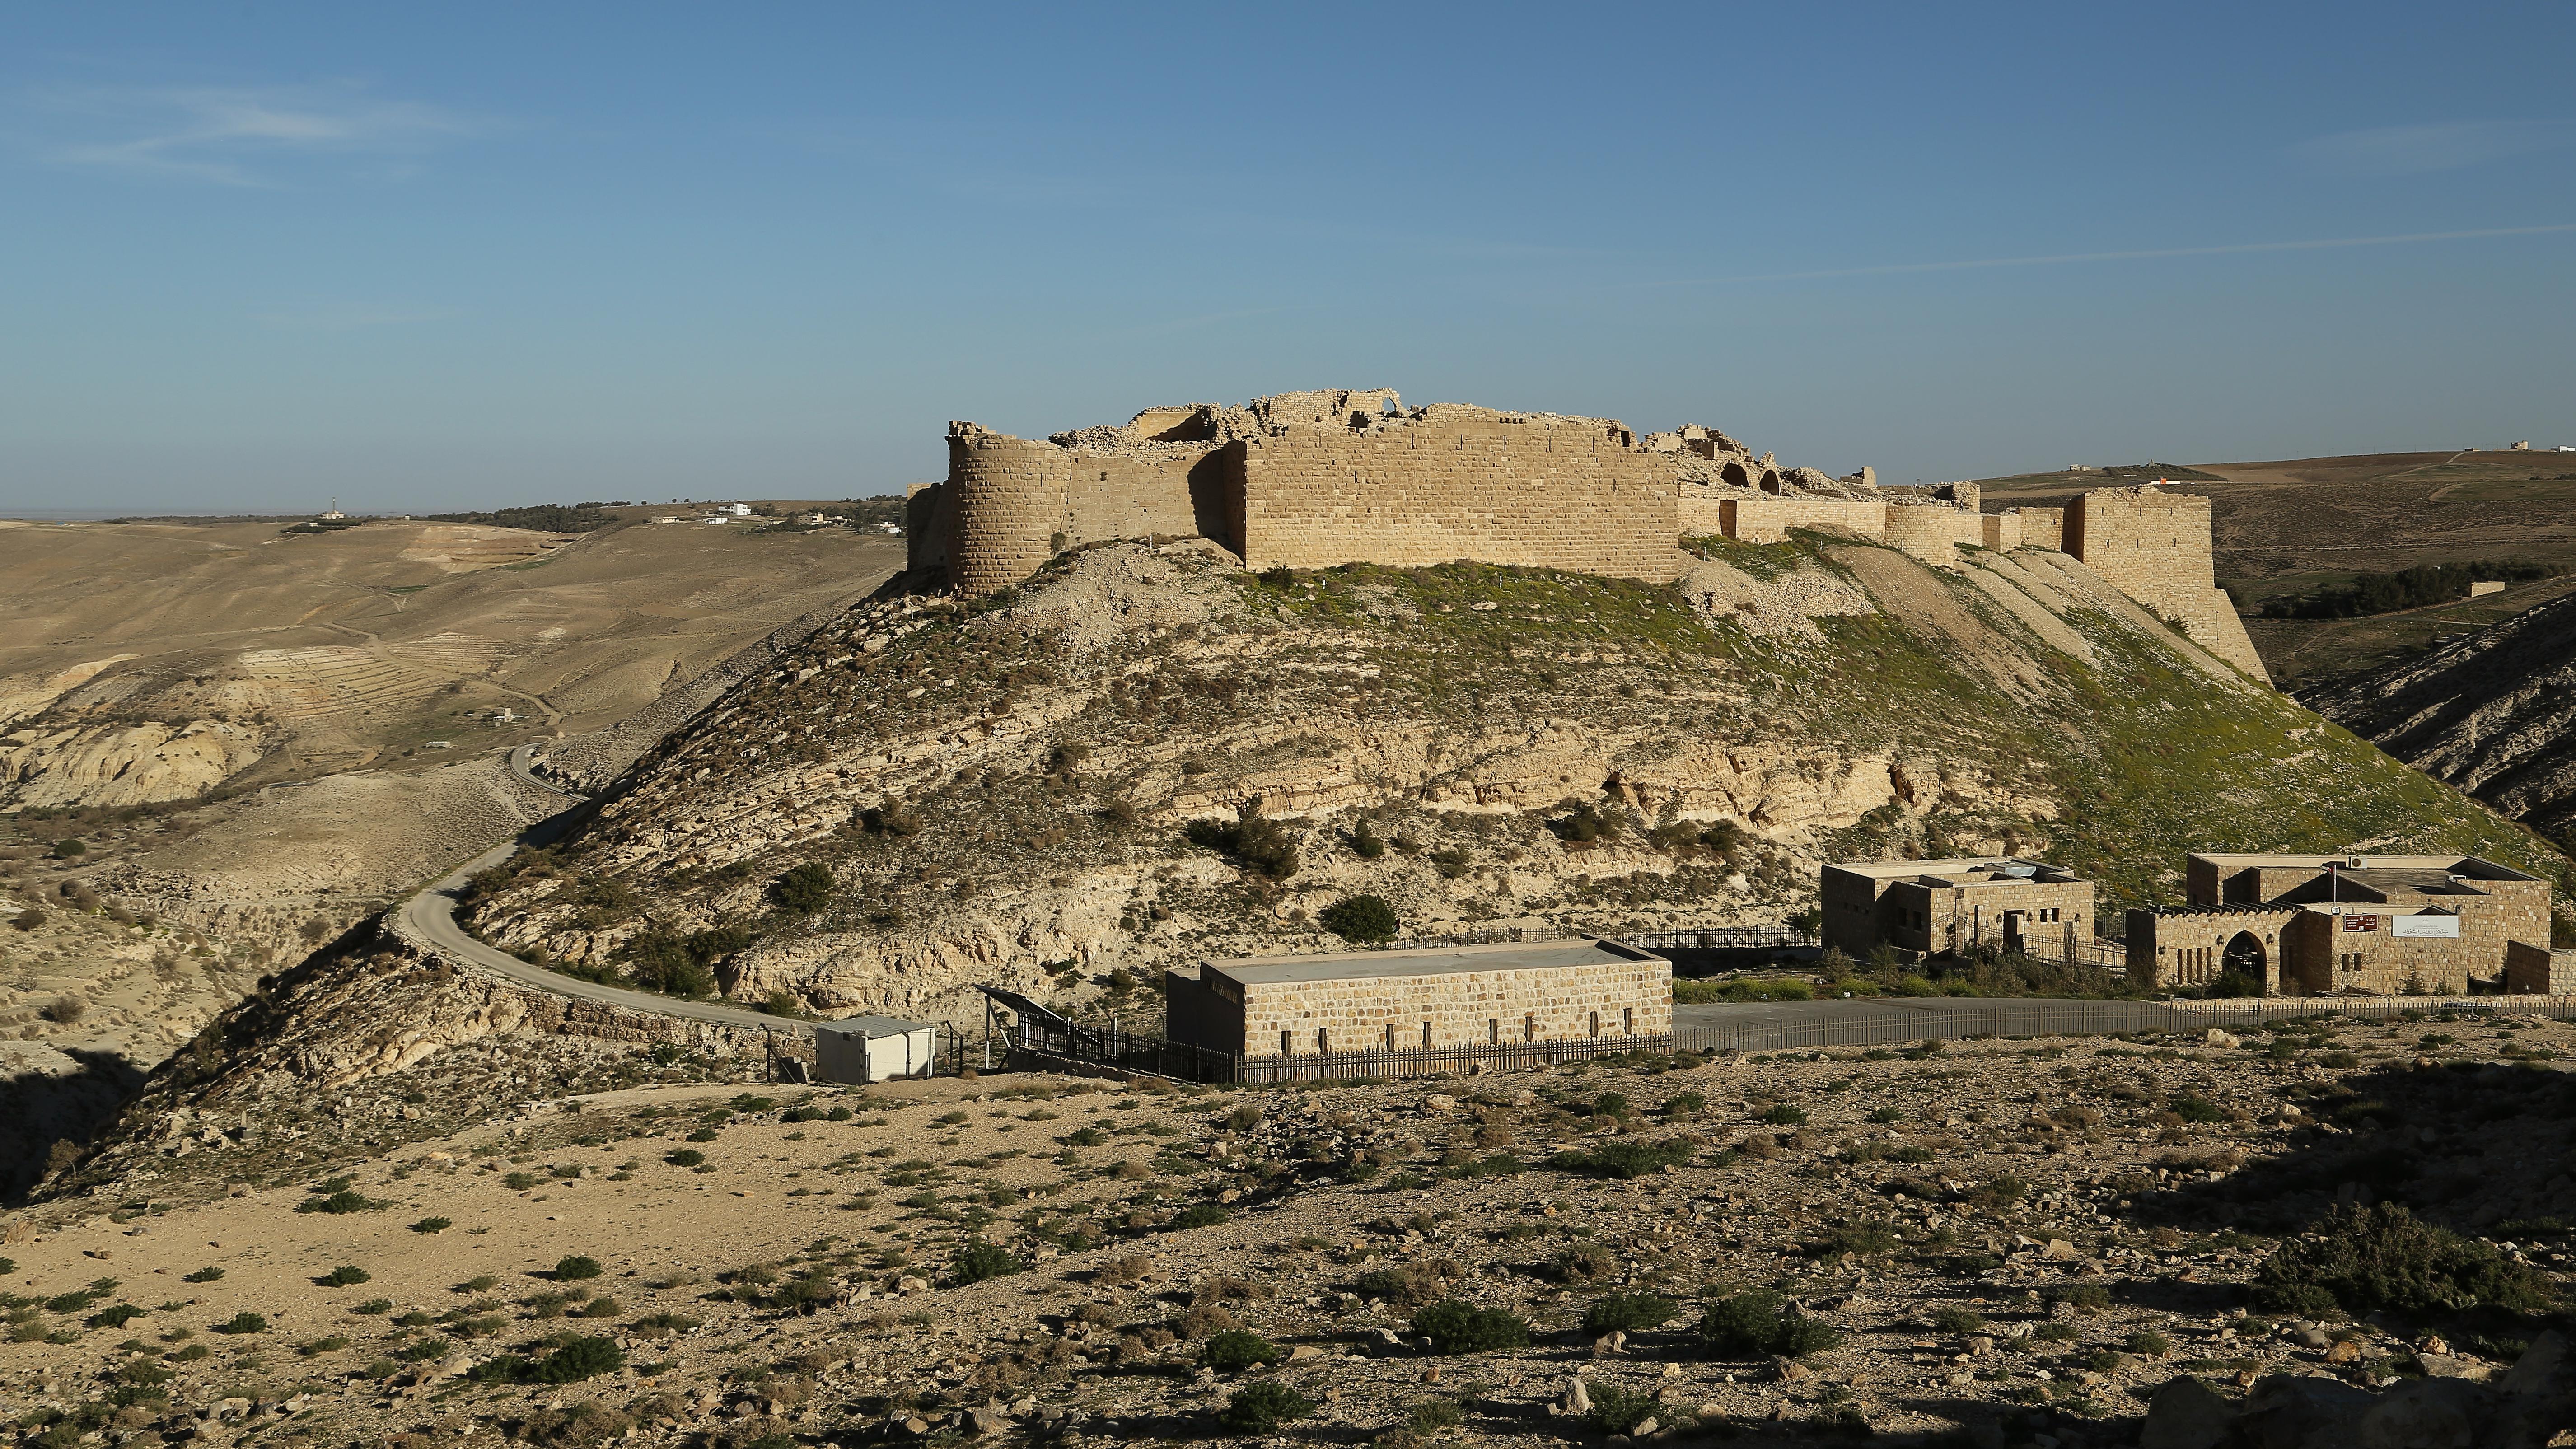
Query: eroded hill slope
xmin=2309 ymin=588 xmax=2576 ymax=843
xmin=468 ymin=536 xmax=2569 ymax=1027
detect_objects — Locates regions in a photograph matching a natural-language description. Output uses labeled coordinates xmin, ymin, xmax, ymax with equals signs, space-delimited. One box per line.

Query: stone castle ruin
xmin=907 ymin=388 xmax=2267 ymax=682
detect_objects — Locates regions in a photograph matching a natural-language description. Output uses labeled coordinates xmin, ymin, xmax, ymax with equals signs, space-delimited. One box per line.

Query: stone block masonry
xmin=2067 ymin=487 xmax=2268 ymax=682
xmin=916 ymin=388 xmax=2268 ymax=696
xmin=1165 ymin=938 xmax=1671 ymax=1059
xmin=1237 ymin=410 xmax=1680 ymax=583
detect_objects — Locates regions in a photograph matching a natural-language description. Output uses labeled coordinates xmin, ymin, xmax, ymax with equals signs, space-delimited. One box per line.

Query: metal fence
xmin=1007 ymin=993 xmax=2576 ymax=1084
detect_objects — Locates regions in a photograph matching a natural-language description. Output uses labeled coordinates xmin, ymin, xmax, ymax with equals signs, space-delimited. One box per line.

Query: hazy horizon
xmin=5 ymin=2 xmax=2573 ymax=516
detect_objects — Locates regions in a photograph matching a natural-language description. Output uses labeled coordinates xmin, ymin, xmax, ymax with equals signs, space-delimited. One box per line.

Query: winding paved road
xmin=389 ymin=748 xmax=801 ymax=1033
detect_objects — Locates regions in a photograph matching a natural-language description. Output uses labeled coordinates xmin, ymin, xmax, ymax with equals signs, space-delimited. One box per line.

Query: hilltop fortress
xmin=907 ymin=388 xmax=2267 ymax=682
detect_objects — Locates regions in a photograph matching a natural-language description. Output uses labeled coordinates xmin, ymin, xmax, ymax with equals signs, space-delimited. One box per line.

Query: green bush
xmin=296 ymin=1189 xmax=385 ymax=1215
xmin=1697 ymin=1290 xmax=1842 ymax=1358
xmin=316 ymin=1266 xmax=371 ymax=1287
xmin=951 ymin=1240 xmax=1024 ymax=1284
xmin=769 ymin=862 xmax=836 ymax=913
xmin=181 ymin=1267 xmax=224 ymax=1284
xmin=2253 ymin=1202 xmax=2555 ymax=1317
xmin=1412 ymin=1299 xmax=1529 ymax=1354
xmin=352 ymin=1299 xmax=393 ymax=1315
xmin=408 ymin=1217 xmax=451 ymax=1235
xmin=1200 ymin=1328 xmax=1284 ymax=1372
xmin=2043 ymin=1283 xmax=2112 ymax=1313
xmin=84 ymin=1303 xmax=143 ymax=1329
xmin=1664 ymin=1091 xmax=1708 ymax=1118
xmin=1319 ymin=894 xmax=1399 ymax=944
xmin=1184 ymin=813 xmax=1300 ymax=879
xmin=1550 ymin=1138 xmax=1694 ymax=1179
xmin=2169 ymin=1094 xmax=2224 ymax=1124
xmin=665 ymin=1149 xmax=706 ymax=1167
xmin=1406 ymin=1399 xmax=1463 ymax=1434
xmin=1929 ymin=1306 xmax=1986 ymax=1334
xmin=1759 ymin=1103 xmax=1809 ymax=1126
xmin=1171 ymin=1204 xmax=1231 ymax=1230
xmin=212 ymin=1312 xmax=267 ymax=1335
xmin=553 ymin=1256 xmax=604 ymax=1281
xmin=1582 ymin=1293 xmax=1678 ymax=1337
xmin=531 ymin=1334 xmax=626 ymax=1383
xmin=1586 ymin=1382 xmax=1664 ymax=1435
xmin=1218 ymin=1380 xmax=1314 ymax=1434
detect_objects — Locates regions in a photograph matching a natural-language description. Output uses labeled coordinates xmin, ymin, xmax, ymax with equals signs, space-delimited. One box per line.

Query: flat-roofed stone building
xmin=1164 ymin=938 xmax=1669 ymax=1061
xmin=1819 ymin=858 xmax=2099 ymax=960
xmin=2129 ymin=852 xmax=2553 ymax=995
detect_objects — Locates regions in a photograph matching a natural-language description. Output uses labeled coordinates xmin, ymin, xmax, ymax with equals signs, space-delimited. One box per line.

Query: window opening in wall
xmin=1589 ymin=1010 xmax=1600 ymax=1037
xmin=1384 ymin=1024 xmax=1397 ymax=1051
xmin=1623 ymin=1007 xmax=1635 ymax=1035
xmin=1280 ymin=1029 xmax=1292 ymax=1056
xmin=1421 ymin=1021 xmax=1432 ymax=1047
xmin=1381 ymin=397 xmax=1400 ymax=415
xmin=1524 ymin=1013 xmax=1536 ymax=1042
xmin=1317 ymin=1028 xmax=1330 ymax=1053
xmin=1488 ymin=1019 xmax=1500 ymax=1045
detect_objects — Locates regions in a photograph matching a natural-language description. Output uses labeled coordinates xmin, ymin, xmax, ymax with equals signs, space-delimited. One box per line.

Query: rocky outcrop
xmin=39 ymin=926 xmax=803 ymax=1208
xmin=468 ymin=536 xmax=2562 ymax=1033
xmin=0 ymin=718 xmax=262 ymax=809
xmin=2310 ymin=589 xmax=2576 ymax=841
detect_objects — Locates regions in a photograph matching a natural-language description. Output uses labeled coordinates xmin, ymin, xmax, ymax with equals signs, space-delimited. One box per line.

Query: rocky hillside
xmin=2309 ymin=588 xmax=2576 ymax=844
xmin=467 ymin=536 xmax=2571 ymax=1027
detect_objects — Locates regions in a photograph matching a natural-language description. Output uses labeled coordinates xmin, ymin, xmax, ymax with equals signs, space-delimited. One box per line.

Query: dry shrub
xmin=1734 ymin=1133 xmax=1782 ymax=1161
xmin=1195 ymin=1275 xmax=1273 ymax=1304
xmin=1547 ymin=1244 xmax=1617 ymax=1283
xmin=1074 ymin=1301 xmax=1122 ymax=1327
xmin=1472 ymin=1122 xmax=1517 ymax=1148
xmin=1094 ymin=1254 xmax=1153 ymax=1285
xmin=1178 ymin=1303 xmax=1241 ymax=1338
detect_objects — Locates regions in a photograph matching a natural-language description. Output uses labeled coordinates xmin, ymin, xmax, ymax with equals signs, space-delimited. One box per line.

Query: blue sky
xmin=5 ymin=3 xmax=2574 ymax=514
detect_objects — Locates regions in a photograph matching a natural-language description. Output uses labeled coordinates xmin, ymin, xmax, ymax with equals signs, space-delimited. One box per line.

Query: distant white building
xmin=726 ymin=502 xmax=753 ymax=517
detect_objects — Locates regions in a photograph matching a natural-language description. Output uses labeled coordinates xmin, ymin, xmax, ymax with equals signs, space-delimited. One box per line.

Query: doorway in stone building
xmin=2222 ymin=931 xmax=2269 ymax=993
xmin=2002 ymin=910 xmax=2027 ymax=954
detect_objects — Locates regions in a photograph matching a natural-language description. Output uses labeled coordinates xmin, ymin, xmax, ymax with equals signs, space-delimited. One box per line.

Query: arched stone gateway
xmin=2222 ymin=931 xmax=2268 ymax=993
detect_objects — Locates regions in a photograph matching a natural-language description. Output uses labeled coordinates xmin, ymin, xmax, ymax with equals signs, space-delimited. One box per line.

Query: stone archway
xmin=2222 ymin=931 xmax=2268 ymax=994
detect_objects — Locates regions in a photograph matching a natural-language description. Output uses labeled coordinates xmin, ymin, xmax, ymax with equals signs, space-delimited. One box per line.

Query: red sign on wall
xmin=2341 ymin=914 xmax=2380 ymax=932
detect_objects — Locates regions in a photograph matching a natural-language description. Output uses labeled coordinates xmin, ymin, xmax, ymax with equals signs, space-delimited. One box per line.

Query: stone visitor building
xmin=1819 ymin=857 xmax=2099 ymax=961
xmin=906 ymin=388 xmax=2267 ymax=682
xmin=2127 ymin=852 xmax=2556 ymax=996
xmin=1163 ymin=937 xmax=1671 ymax=1061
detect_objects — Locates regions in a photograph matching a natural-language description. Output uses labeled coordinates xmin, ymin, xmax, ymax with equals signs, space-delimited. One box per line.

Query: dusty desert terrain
xmin=5 ymin=1013 xmax=2574 ymax=1447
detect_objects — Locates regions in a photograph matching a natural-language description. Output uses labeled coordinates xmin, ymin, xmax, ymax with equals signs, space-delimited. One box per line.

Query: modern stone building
xmin=2127 ymin=853 xmax=2554 ymax=996
xmin=1819 ymin=858 xmax=2099 ymax=960
xmin=1163 ymin=938 xmax=1670 ymax=1060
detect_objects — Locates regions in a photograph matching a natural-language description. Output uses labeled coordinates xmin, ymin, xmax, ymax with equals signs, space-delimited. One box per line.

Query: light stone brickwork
xmin=2015 ymin=507 xmax=2066 ymax=553
xmin=1822 ymin=858 xmax=2096 ymax=958
xmin=2135 ymin=852 xmax=2555 ymax=994
xmin=1706 ymin=495 xmax=1886 ymax=544
xmin=1166 ymin=940 xmax=1670 ymax=1058
xmin=2066 ymin=487 xmax=2268 ymax=681
xmin=921 ymin=394 xmax=2257 ymax=692
xmin=1237 ymin=411 xmax=1679 ymax=582
xmin=1884 ymin=503 xmax=1991 ymax=561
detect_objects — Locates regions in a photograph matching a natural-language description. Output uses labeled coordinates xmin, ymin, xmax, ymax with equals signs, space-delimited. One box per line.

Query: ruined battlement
xmin=909 ymin=388 xmax=2264 ymax=683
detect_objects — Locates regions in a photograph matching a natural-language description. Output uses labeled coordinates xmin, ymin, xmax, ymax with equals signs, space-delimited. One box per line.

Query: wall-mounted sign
xmin=2392 ymin=914 xmax=2461 ymax=939
xmin=2341 ymin=914 xmax=2380 ymax=932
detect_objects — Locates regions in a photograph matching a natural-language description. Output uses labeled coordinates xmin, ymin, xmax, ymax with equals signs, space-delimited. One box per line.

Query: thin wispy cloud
xmin=28 ymin=82 xmax=484 ymax=184
xmin=1675 ymin=223 xmax=2576 ymax=287
xmin=2291 ymin=119 xmax=2576 ymax=175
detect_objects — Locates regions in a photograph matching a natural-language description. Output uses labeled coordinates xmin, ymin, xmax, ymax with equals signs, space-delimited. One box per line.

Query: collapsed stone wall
xmin=1697 ymin=495 xmax=1884 ymax=544
xmin=2067 ymin=488 xmax=2268 ymax=682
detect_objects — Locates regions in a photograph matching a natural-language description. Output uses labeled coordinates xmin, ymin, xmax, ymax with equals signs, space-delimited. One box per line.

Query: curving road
xmin=388 ymin=749 xmax=803 ymax=1034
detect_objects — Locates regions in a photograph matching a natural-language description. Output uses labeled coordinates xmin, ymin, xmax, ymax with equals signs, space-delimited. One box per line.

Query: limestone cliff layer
xmin=468 ymin=534 xmax=2562 ymax=1033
